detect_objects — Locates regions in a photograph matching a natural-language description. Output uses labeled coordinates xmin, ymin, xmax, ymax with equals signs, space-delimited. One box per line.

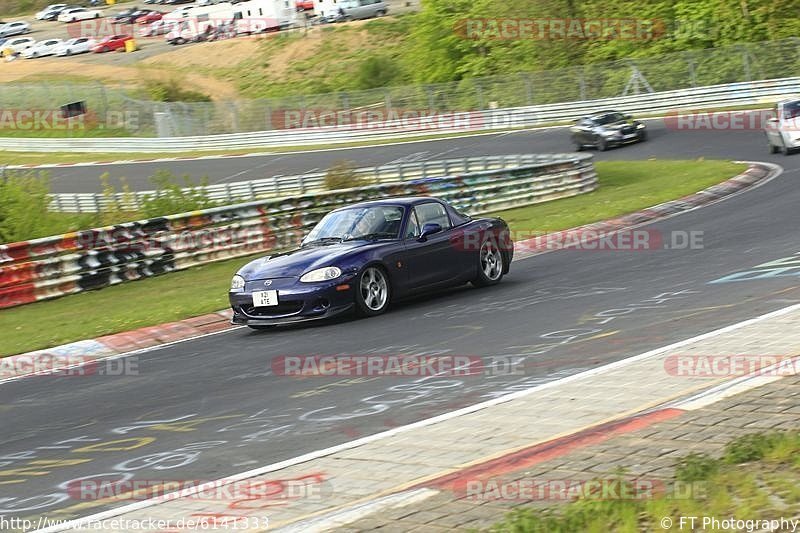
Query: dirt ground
xmin=0 ymin=16 xmax=380 ymax=100
xmin=0 ymin=56 xmax=240 ymax=99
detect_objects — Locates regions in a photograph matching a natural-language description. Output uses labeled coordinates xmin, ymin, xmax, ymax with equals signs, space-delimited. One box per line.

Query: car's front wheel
xmin=355 ymin=266 xmax=390 ymax=316
xmin=596 ymin=137 xmax=609 ymax=151
xmin=472 ymin=237 xmax=505 ymax=287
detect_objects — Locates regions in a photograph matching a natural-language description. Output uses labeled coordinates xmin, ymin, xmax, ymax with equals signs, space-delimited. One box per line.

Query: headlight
xmin=300 ymin=266 xmax=342 ymax=283
xmin=636 ymin=123 xmax=646 ymax=129
xmin=230 ymin=274 xmax=245 ymax=291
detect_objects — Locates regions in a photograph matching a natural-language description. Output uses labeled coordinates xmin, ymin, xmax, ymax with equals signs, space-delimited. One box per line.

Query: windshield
xmin=783 ymin=101 xmax=800 ymax=119
xmin=594 ymin=112 xmax=626 ymax=125
xmin=303 ymin=206 xmax=404 ymax=243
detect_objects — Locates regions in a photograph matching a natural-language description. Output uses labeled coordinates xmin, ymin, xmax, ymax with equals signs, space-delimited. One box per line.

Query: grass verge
xmin=0 ymin=159 xmax=746 ymax=356
xmin=490 ymin=430 xmax=800 ymax=532
xmin=494 ymin=159 xmax=745 ymax=232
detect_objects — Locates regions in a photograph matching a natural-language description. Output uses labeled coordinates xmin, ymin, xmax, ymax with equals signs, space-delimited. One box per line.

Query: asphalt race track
xmin=45 ymin=116 xmax=795 ymax=193
xmin=2 ymin=119 xmax=800 ymax=522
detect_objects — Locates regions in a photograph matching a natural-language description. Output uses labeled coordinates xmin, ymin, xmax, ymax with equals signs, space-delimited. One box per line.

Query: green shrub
xmin=724 ymin=432 xmax=799 ymax=464
xmin=145 ymin=79 xmax=212 ymax=103
xmin=675 ymin=452 xmax=719 ymax=482
xmin=324 ymin=160 xmax=369 ymax=190
xmin=0 ymin=172 xmax=94 ymax=243
xmin=139 ymin=170 xmax=218 ymax=218
xmin=355 ymin=55 xmax=402 ymax=89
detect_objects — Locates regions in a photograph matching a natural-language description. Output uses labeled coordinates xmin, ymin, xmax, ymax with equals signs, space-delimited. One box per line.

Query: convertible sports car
xmin=229 ymin=197 xmax=513 ymax=329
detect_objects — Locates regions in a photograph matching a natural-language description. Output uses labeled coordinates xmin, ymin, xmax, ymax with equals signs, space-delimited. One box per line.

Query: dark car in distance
xmin=229 ymin=197 xmax=513 ymax=329
xmin=571 ymin=110 xmax=647 ymax=151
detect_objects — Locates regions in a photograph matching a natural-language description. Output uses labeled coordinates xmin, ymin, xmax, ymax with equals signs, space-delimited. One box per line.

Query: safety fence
xmin=1 ymin=75 xmax=797 ymax=153
xmin=0 ymin=153 xmax=596 ymax=309
xmin=49 ymin=154 xmax=575 ymax=212
xmin=0 ymin=38 xmax=797 ymax=139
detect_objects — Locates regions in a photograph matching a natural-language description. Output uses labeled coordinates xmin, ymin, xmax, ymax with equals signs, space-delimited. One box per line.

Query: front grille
xmin=621 ymin=125 xmax=635 ymax=134
xmin=241 ymin=301 xmax=304 ymax=317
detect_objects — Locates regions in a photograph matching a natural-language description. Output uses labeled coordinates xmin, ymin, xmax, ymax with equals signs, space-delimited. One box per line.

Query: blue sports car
xmin=229 ymin=196 xmax=513 ymax=329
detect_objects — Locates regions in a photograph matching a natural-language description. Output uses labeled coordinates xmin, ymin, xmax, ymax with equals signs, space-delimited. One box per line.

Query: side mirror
xmin=418 ymin=223 xmax=442 ymax=241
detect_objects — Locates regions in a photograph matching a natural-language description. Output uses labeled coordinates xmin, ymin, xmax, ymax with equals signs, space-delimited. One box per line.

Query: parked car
xmin=163 ymin=0 xmax=195 ymax=5
xmin=325 ymin=0 xmax=387 ymax=21
xmin=38 ymin=4 xmax=81 ymax=20
xmin=53 ymin=36 xmax=95 ymax=55
xmin=22 ymin=38 xmax=63 ymax=58
xmin=91 ymin=34 xmax=133 ymax=52
xmin=113 ymin=7 xmax=153 ymax=23
xmin=139 ymin=19 xmax=174 ymax=36
xmin=570 ymin=110 xmax=647 ymax=151
xmin=295 ymin=0 xmax=313 ymax=10
xmin=0 ymin=21 xmax=32 ymax=37
xmin=765 ymin=99 xmax=800 ymax=155
xmin=58 ymin=7 xmax=102 ymax=21
xmin=0 ymin=36 xmax=36 ymax=56
xmin=35 ymin=4 xmax=68 ymax=20
xmin=229 ymin=197 xmax=512 ymax=328
xmin=134 ymin=10 xmax=163 ymax=24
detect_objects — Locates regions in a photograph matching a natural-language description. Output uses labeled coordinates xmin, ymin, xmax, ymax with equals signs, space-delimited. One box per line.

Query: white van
xmin=231 ymin=0 xmax=295 ymax=33
xmin=165 ymin=3 xmax=234 ymax=43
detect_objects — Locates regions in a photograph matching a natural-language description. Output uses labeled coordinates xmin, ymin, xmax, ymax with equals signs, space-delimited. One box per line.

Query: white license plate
xmin=252 ymin=290 xmax=279 ymax=307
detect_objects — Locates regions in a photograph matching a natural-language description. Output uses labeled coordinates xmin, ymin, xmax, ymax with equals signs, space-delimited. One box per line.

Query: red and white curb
xmin=31 ymin=301 xmax=800 ymax=533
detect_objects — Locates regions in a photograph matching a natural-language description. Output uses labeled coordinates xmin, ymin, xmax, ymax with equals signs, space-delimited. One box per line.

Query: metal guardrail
xmin=1 ymin=76 xmax=798 ymax=153
xmin=49 ymin=154 xmax=571 ymax=212
xmin=0 ymin=154 xmax=596 ymax=309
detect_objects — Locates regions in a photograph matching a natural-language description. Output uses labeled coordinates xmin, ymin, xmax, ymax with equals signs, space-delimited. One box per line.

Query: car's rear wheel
xmin=355 ymin=266 xmax=390 ymax=316
xmin=472 ymin=237 xmax=504 ymax=287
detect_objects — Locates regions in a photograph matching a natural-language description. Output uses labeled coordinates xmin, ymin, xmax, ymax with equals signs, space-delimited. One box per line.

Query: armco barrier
xmin=0 ymin=153 xmax=596 ymax=309
xmin=49 ymin=154 xmax=570 ymax=212
xmin=0 ymin=77 xmax=798 ymax=153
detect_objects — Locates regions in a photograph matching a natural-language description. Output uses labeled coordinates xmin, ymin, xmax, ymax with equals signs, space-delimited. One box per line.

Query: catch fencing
xmin=0 ymin=38 xmax=798 ymax=143
xmin=0 ymin=153 xmax=596 ymax=309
